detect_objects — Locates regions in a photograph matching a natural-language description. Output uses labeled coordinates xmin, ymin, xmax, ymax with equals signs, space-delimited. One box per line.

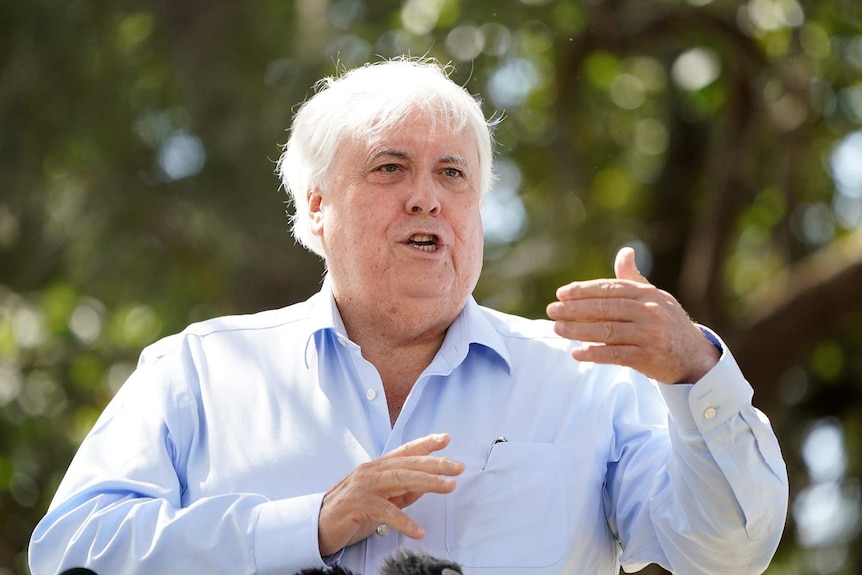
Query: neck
xmin=340 ymin=294 xmax=454 ymax=355
xmin=335 ymin=289 xmax=463 ymax=375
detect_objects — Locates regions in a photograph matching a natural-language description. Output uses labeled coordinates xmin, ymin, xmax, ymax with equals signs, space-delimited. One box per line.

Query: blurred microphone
xmin=295 ymin=567 xmax=357 ymax=575
xmin=294 ymin=549 xmax=463 ymax=575
xmin=380 ymin=549 xmax=463 ymax=575
xmin=59 ymin=569 xmax=97 ymax=575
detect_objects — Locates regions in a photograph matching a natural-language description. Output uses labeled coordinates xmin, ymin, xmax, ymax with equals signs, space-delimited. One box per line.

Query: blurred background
xmin=2 ymin=0 xmax=861 ymax=573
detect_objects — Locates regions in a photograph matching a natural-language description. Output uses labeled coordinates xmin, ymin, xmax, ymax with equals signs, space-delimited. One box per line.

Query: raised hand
xmin=317 ymin=433 xmax=464 ymax=556
xmin=546 ymin=247 xmax=719 ymax=384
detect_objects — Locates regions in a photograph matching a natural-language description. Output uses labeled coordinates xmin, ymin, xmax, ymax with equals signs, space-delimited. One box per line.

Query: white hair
xmin=276 ymin=57 xmax=496 ymax=257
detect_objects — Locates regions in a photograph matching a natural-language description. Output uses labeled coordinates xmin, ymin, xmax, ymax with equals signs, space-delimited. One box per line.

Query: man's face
xmin=310 ymin=112 xmax=484 ymax=315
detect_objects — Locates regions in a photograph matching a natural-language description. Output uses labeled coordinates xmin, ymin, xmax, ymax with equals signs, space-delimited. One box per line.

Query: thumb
xmin=614 ymin=247 xmax=650 ymax=284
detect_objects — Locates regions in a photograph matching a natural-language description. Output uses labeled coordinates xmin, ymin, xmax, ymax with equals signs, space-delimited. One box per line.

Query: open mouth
xmin=407 ymin=234 xmax=438 ymax=253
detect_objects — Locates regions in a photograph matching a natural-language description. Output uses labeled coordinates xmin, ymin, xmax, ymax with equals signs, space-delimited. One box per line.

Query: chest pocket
xmin=445 ymin=442 xmax=570 ymax=568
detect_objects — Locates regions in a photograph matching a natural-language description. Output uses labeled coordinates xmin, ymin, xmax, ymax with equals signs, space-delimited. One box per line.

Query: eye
xmin=376 ymin=163 xmax=400 ymax=173
xmin=442 ymin=167 xmax=463 ymax=178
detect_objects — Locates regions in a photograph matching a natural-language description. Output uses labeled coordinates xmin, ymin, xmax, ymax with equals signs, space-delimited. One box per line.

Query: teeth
xmin=408 ymin=234 xmax=438 ymax=252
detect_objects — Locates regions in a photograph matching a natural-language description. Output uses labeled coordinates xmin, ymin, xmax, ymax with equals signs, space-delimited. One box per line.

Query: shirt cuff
xmin=254 ymin=492 xmax=328 ymax=575
xmin=659 ymin=329 xmax=754 ymax=434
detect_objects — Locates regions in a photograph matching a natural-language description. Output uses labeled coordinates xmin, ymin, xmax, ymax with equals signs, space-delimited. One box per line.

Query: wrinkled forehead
xmin=338 ymin=108 xmax=479 ymax=162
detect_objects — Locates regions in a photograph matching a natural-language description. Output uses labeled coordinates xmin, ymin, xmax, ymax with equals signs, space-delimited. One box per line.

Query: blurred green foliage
xmin=2 ymin=0 xmax=862 ymax=573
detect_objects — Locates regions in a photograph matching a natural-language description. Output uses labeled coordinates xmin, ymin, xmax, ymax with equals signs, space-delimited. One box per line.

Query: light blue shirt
xmin=30 ymin=283 xmax=787 ymax=575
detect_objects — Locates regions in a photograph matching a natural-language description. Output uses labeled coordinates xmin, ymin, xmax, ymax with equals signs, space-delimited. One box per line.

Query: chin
xmin=388 ymin=271 xmax=476 ymax=306
xmin=399 ymin=288 xmax=455 ymax=301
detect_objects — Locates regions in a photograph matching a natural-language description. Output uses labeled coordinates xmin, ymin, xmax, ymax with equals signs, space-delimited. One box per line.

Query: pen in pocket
xmin=482 ymin=436 xmax=508 ymax=471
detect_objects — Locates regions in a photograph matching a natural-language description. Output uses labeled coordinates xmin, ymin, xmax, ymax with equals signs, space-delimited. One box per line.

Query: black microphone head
xmin=59 ymin=569 xmax=97 ymax=575
xmin=380 ymin=549 xmax=463 ymax=575
xmin=294 ymin=567 xmax=358 ymax=575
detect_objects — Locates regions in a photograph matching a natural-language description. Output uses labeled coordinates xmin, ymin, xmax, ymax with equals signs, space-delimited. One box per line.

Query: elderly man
xmin=30 ymin=58 xmax=787 ymax=575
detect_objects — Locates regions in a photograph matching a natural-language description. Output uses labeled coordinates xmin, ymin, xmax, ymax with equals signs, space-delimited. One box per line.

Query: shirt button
xmin=703 ymin=407 xmax=717 ymax=420
xmin=366 ymin=389 xmax=377 ymax=401
xmin=376 ymin=524 xmax=390 ymax=536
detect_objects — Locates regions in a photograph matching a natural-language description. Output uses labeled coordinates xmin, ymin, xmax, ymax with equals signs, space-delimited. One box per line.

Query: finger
xmin=379 ymin=435 xmax=464 ymax=479
xmin=398 ymin=455 xmax=464 ymax=476
xmin=376 ymin=500 xmax=427 ymax=540
xmin=374 ymin=467 xmax=460 ymax=499
xmin=373 ymin=453 xmax=465 ymax=479
xmin=614 ymin=247 xmax=650 ymax=285
xmin=553 ymin=320 xmax=648 ymax=346
xmin=546 ymin=297 xmax=645 ymax=323
xmin=555 ymin=278 xmax=645 ymax=302
xmin=384 ymin=433 xmax=451 ymax=459
xmin=570 ymin=342 xmax=649 ymax=371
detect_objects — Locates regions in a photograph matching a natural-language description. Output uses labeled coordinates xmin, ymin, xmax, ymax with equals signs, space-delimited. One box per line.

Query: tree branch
xmin=729 ymin=227 xmax=862 ymax=403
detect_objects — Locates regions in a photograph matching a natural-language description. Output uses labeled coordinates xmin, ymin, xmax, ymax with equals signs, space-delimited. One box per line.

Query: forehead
xmin=347 ymin=112 xmax=479 ymax=162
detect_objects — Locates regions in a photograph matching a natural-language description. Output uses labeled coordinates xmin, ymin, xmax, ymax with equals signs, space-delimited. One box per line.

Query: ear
xmin=308 ymin=187 xmax=324 ymax=237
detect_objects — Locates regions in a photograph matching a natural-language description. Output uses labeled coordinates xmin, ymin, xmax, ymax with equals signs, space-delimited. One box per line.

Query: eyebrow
xmin=369 ymin=149 xmax=468 ymax=165
xmin=370 ymin=149 xmax=410 ymax=161
xmin=440 ymin=154 xmax=467 ymax=166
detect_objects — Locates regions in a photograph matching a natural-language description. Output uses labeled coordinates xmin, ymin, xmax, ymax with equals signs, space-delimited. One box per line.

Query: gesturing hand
xmin=318 ymin=433 xmax=464 ymax=557
xmin=546 ymin=247 xmax=719 ymax=384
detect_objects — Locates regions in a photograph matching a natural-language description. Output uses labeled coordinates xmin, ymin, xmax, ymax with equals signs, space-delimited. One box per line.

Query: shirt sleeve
xmin=28 ymin=345 xmax=329 ymax=575
xmin=603 ymin=329 xmax=788 ymax=574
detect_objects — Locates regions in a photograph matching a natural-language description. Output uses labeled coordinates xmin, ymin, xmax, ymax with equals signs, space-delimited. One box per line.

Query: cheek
xmin=465 ymin=207 xmax=484 ymax=243
xmin=458 ymin=211 xmax=485 ymax=264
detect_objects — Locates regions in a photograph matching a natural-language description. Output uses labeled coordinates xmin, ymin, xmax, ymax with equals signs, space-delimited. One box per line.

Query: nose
xmin=405 ymin=174 xmax=441 ymax=215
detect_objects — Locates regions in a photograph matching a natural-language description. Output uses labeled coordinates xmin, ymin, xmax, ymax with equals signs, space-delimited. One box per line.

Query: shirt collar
xmin=302 ymin=275 xmax=350 ymax=367
xmin=303 ymin=275 xmax=512 ymax=375
xmin=434 ymin=296 xmax=512 ymax=375
xmin=309 ymin=275 xmax=349 ymax=335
